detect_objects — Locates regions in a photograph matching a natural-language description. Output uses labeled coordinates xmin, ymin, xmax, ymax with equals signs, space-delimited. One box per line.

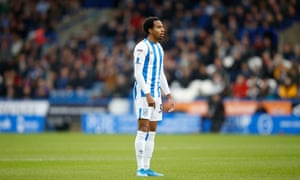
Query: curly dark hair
xmin=143 ymin=16 xmax=160 ymax=34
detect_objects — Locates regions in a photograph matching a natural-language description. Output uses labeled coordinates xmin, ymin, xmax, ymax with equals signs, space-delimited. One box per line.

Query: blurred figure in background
xmin=254 ymin=102 xmax=268 ymax=114
xmin=278 ymin=75 xmax=298 ymax=98
xmin=207 ymin=93 xmax=225 ymax=133
xmin=232 ymin=74 xmax=248 ymax=98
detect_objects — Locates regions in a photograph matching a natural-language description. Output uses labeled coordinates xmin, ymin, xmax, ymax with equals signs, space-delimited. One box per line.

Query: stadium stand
xmin=0 ymin=0 xmax=299 ymax=106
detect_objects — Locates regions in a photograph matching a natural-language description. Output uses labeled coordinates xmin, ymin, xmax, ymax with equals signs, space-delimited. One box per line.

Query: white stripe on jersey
xmin=133 ymin=38 xmax=164 ymax=98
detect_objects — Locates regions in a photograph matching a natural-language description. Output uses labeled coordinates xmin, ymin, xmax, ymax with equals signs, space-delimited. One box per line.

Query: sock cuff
xmin=137 ymin=131 xmax=147 ymax=138
xmin=148 ymin=131 xmax=156 ymax=135
xmin=147 ymin=131 xmax=156 ymax=141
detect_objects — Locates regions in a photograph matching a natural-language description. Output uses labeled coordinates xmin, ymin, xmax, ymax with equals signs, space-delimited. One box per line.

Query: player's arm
xmin=134 ymin=43 xmax=155 ymax=107
xmin=160 ymin=70 xmax=170 ymax=95
xmin=161 ymin=69 xmax=175 ymax=112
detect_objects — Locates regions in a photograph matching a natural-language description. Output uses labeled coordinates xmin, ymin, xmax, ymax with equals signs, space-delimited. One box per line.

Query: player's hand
xmin=166 ymin=94 xmax=175 ymax=112
xmin=146 ymin=93 xmax=155 ymax=108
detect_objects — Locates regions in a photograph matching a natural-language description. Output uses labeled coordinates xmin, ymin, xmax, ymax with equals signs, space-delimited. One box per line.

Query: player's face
xmin=151 ymin=20 xmax=165 ymax=41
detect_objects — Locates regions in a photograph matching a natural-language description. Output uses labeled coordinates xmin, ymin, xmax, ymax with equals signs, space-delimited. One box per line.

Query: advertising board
xmin=82 ymin=113 xmax=201 ymax=134
xmin=223 ymin=115 xmax=300 ymax=134
xmin=0 ymin=115 xmax=45 ymax=133
xmin=0 ymin=101 xmax=48 ymax=133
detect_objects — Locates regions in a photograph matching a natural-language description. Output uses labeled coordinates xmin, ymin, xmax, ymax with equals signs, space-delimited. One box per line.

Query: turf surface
xmin=0 ymin=133 xmax=299 ymax=180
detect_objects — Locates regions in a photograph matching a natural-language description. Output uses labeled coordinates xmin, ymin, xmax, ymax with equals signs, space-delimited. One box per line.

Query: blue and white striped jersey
xmin=133 ymin=38 xmax=170 ymax=99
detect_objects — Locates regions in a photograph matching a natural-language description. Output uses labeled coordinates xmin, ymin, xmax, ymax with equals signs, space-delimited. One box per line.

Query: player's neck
xmin=147 ymin=36 xmax=158 ymax=44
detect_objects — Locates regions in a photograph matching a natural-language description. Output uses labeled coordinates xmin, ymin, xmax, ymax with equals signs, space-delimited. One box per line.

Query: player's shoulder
xmin=135 ymin=39 xmax=148 ymax=48
xmin=134 ymin=39 xmax=148 ymax=53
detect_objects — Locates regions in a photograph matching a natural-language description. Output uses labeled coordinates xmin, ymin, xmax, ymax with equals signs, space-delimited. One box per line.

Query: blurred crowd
xmin=0 ymin=0 xmax=300 ymax=101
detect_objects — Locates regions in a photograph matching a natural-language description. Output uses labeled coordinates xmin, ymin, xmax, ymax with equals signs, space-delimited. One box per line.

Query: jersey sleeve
xmin=160 ymin=68 xmax=171 ymax=95
xmin=134 ymin=42 xmax=150 ymax=94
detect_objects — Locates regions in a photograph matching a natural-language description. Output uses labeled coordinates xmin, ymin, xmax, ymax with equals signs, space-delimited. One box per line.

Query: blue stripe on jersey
xmin=149 ymin=42 xmax=157 ymax=97
xmin=138 ymin=108 xmax=142 ymax=119
xmin=157 ymin=45 xmax=163 ymax=97
xmin=133 ymin=82 xmax=137 ymax=99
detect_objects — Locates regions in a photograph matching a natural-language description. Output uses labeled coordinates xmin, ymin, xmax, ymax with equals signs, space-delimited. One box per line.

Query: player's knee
xmin=138 ymin=123 xmax=149 ymax=132
xmin=138 ymin=125 xmax=149 ymax=132
xmin=138 ymin=119 xmax=150 ymax=132
xmin=149 ymin=127 xmax=157 ymax=131
xmin=149 ymin=122 xmax=157 ymax=131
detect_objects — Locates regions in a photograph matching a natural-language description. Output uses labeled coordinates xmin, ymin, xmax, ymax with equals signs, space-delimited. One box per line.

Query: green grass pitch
xmin=0 ymin=133 xmax=299 ymax=180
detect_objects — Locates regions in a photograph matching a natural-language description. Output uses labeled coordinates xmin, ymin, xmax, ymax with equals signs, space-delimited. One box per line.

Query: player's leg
xmin=144 ymin=121 xmax=163 ymax=176
xmin=144 ymin=97 xmax=164 ymax=176
xmin=134 ymin=97 xmax=153 ymax=176
xmin=144 ymin=121 xmax=157 ymax=170
xmin=135 ymin=118 xmax=149 ymax=175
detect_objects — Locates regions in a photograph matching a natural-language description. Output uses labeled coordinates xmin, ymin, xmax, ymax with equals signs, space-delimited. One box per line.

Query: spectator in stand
xmin=73 ymin=69 xmax=93 ymax=90
xmin=213 ymin=57 xmax=231 ymax=96
xmin=55 ymin=66 xmax=70 ymax=90
xmin=191 ymin=63 xmax=210 ymax=81
xmin=22 ymin=82 xmax=33 ymax=99
xmin=278 ymin=75 xmax=298 ymax=98
xmin=258 ymin=78 xmax=275 ymax=99
xmin=247 ymin=75 xmax=262 ymax=99
xmin=0 ymin=0 xmax=299 ymax=102
xmin=232 ymin=74 xmax=248 ymax=98
xmin=293 ymin=44 xmax=300 ymax=63
xmin=282 ymin=42 xmax=295 ymax=61
xmin=34 ymin=77 xmax=49 ymax=99
xmin=0 ymin=39 xmax=12 ymax=61
xmin=261 ymin=51 xmax=275 ymax=79
xmin=113 ymin=74 xmax=131 ymax=97
xmin=289 ymin=61 xmax=300 ymax=87
xmin=177 ymin=66 xmax=192 ymax=88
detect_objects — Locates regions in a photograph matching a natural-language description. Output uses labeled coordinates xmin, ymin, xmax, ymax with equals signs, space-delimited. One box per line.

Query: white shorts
xmin=134 ymin=97 xmax=163 ymax=121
